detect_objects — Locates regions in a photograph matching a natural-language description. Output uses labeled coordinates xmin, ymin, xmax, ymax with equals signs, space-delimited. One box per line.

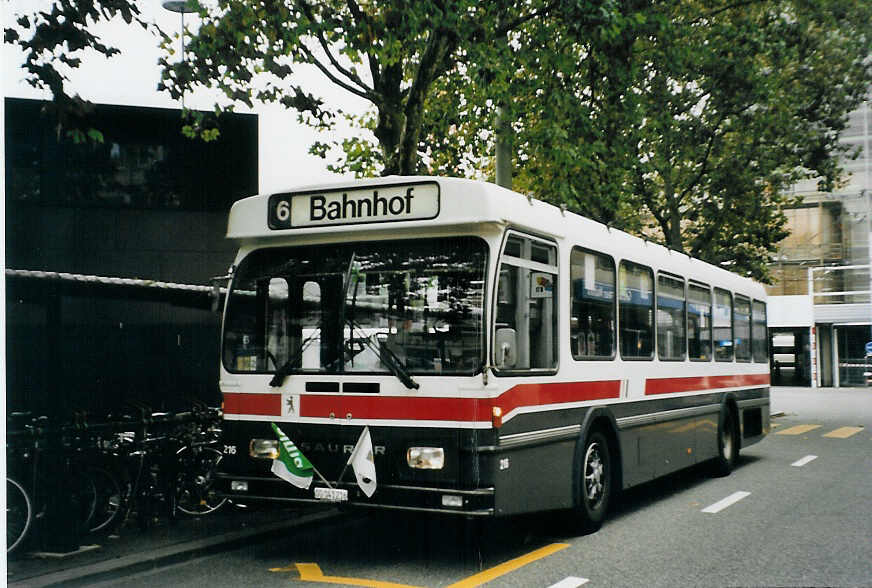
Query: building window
xmin=4 ymin=98 xmax=257 ymax=212
xmin=570 ymin=248 xmax=615 ymax=359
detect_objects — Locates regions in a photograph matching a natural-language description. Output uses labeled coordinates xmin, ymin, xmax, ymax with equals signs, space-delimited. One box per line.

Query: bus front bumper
xmin=216 ymin=474 xmax=496 ymax=516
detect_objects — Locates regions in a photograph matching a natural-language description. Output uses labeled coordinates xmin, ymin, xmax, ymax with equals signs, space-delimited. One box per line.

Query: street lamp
xmin=162 ymin=1 xmax=199 ymax=109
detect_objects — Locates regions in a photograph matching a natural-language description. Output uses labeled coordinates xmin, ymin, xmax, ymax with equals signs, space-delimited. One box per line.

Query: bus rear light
xmin=231 ymin=480 xmax=249 ymax=492
xmin=407 ymin=447 xmax=445 ymax=470
xmin=250 ymin=438 xmax=279 ymax=459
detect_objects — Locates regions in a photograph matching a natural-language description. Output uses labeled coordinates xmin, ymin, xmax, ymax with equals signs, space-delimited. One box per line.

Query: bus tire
xmin=572 ymin=429 xmax=612 ymax=534
xmin=712 ymin=407 xmax=739 ymax=477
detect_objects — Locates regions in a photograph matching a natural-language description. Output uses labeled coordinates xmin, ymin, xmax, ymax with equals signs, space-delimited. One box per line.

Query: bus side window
xmin=714 ymin=288 xmax=733 ymax=362
xmin=752 ymin=299 xmax=768 ymax=363
xmin=570 ymin=247 xmax=615 ymax=359
xmin=688 ymin=283 xmax=712 ymax=361
xmin=657 ymin=273 xmax=686 ymax=361
xmin=734 ymin=295 xmax=752 ymax=362
xmin=495 ymin=234 xmax=558 ymax=371
xmin=619 ymin=261 xmax=654 ymax=359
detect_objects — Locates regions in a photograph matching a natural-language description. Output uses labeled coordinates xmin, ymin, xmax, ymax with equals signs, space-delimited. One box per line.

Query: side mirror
xmin=210 ymin=267 xmax=234 ymax=313
xmin=495 ymin=328 xmax=517 ymax=369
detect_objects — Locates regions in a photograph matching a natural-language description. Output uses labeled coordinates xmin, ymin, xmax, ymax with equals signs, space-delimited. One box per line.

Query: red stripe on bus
xmin=223 ymin=392 xmax=282 ymax=416
xmin=645 ymin=373 xmax=770 ymax=396
xmin=298 ymin=380 xmax=622 ymax=422
xmin=301 ymin=395 xmax=482 ymax=421
xmin=499 ymin=381 xmax=621 ymax=414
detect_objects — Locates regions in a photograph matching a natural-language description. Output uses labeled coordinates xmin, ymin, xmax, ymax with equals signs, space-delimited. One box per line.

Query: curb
xmin=9 ymin=508 xmax=342 ymax=587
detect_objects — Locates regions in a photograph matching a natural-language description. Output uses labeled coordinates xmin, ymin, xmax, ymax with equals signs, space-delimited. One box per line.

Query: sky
xmin=1 ymin=0 xmax=369 ymax=194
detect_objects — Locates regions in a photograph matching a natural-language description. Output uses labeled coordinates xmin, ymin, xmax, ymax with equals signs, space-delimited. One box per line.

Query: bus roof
xmin=227 ymin=176 xmax=765 ymax=297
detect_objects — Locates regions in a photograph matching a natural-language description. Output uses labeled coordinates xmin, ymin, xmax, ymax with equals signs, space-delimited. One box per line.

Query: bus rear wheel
xmin=713 ymin=408 xmax=739 ymax=476
xmin=572 ymin=429 xmax=612 ymax=534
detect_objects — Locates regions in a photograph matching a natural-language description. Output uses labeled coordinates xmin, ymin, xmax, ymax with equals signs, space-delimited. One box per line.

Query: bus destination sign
xmin=268 ymin=182 xmax=440 ymax=229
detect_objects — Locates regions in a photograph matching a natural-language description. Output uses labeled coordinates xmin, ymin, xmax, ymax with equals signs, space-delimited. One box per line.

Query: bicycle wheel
xmin=7 ymin=477 xmax=33 ymax=554
xmin=85 ymin=466 xmax=125 ymax=535
xmin=175 ymin=446 xmax=228 ymax=516
xmin=75 ymin=471 xmax=99 ymax=533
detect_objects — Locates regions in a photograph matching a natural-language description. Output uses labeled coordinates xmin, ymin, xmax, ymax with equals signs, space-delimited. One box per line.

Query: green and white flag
xmin=270 ymin=422 xmax=314 ymax=489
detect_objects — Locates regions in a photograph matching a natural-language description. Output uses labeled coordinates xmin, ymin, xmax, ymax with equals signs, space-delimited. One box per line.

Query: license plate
xmin=314 ymin=487 xmax=349 ymax=502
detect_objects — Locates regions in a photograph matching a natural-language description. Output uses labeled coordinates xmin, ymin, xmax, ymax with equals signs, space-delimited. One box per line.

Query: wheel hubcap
xmin=584 ymin=442 xmax=604 ymax=504
xmin=722 ymin=419 xmax=733 ymax=459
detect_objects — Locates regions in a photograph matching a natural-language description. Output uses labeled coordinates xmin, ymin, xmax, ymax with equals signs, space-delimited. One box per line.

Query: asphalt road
xmin=86 ymin=387 xmax=872 ymax=588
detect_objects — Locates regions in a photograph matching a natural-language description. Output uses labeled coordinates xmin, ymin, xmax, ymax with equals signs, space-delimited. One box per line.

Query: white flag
xmin=347 ymin=426 xmax=377 ymax=497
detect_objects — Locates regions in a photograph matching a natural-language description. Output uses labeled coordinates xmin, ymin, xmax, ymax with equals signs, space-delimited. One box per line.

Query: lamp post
xmin=162 ymin=1 xmax=197 ymax=110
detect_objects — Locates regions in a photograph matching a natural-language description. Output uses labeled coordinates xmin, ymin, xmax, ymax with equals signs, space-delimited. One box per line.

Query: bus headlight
xmin=250 ymin=438 xmax=279 ymax=459
xmin=407 ymin=447 xmax=445 ymax=470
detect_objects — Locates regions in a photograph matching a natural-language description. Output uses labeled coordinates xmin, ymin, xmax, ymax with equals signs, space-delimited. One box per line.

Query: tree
xmin=419 ymin=0 xmax=872 ymax=281
xmin=625 ymin=0 xmax=872 ymax=280
xmin=4 ymin=0 xmax=154 ymax=142
xmin=9 ymin=1 xmax=871 ymax=281
xmin=159 ymin=0 xmax=555 ymax=175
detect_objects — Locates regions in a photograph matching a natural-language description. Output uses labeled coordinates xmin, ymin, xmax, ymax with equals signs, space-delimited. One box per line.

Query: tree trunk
xmin=375 ymin=106 xmax=405 ymax=176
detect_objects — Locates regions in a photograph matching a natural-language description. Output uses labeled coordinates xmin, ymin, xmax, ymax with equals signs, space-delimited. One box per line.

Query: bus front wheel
xmin=572 ymin=429 xmax=612 ymax=534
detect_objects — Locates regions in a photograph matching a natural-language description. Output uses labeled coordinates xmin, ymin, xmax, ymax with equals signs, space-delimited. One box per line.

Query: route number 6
xmin=275 ymin=199 xmax=290 ymax=222
xmin=268 ymin=194 xmax=294 ymax=229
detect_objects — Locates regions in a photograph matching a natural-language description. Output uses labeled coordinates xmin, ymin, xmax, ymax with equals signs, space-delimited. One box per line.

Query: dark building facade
xmin=5 ymin=98 xmax=258 ymax=414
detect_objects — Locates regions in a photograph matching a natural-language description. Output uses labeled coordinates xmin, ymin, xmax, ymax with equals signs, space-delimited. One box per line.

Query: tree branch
xmin=297 ymin=1 xmax=377 ymax=99
xmin=492 ymin=1 xmax=560 ymax=39
xmin=398 ymin=26 xmax=457 ymax=172
xmin=687 ymin=0 xmax=768 ymax=25
xmin=676 ymin=119 xmax=722 ymax=203
xmin=344 ymin=0 xmax=381 ymax=88
xmin=633 ymin=161 xmax=668 ymax=233
xmin=298 ymin=44 xmax=374 ymax=102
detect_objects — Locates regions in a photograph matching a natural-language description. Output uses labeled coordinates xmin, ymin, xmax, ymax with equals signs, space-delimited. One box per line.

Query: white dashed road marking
xmin=547 ymin=577 xmax=590 ymax=588
xmin=701 ymin=491 xmax=751 ymax=513
xmin=791 ymin=455 xmax=818 ymax=467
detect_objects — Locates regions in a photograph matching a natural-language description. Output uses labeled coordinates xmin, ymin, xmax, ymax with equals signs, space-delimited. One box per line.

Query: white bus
xmin=216 ymin=176 xmax=770 ymax=532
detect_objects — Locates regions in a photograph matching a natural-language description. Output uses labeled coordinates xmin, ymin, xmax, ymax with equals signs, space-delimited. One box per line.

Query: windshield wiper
xmin=339 ymin=253 xmax=358 ymax=371
xmin=340 ymin=256 xmax=419 ymax=390
xmin=346 ymin=322 xmax=419 ymax=390
xmin=373 ymin=334 xmax=420 ymax=390
xmin=269 ymin=327 xmax=320 ymax=387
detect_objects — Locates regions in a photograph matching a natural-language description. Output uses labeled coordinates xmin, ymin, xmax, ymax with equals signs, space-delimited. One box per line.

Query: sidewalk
xmin=770 ymin=386 xmax=872 ymax=422
xmin=6 ymin=504 xmax=340 ymax=587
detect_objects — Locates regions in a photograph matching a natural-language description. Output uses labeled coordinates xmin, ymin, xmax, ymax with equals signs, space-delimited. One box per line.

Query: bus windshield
xmin=222 ymin=237 xmax=487 ymax=378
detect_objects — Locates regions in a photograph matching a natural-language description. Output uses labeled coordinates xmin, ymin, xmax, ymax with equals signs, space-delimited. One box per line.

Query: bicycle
xmin=174 ymin=406 xmax=228 ymax=516
xmin=5 ymin=415 xmax=96 ymax=552
xmin=7 ymin=476 xmax=33 ymax=554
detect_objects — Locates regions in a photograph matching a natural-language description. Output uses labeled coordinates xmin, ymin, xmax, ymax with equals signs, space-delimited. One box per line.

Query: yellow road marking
xmin=775 ymin=424 xmax=821 ymax=436
xmin=294 ymin=562 xmax=425 ymax=588
xmin=444 ymin=543 xmax=570 ymax=588
xmin=822 ymin=426 xmax=864 ymax=439
xmin=281 ymin=542 xmax=569 ymax=588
